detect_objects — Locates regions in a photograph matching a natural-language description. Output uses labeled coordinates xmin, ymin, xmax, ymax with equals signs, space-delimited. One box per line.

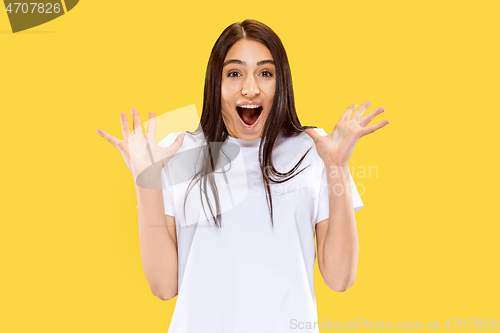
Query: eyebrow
xmin=223 ymin=59 xmax=275 ymax=67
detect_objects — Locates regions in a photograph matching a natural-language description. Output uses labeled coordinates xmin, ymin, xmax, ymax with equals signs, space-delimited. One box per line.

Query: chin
xmin=237 ymin=132 xmax=262 ymax=141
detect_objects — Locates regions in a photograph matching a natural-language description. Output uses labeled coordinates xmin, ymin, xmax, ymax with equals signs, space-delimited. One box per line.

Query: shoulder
xmin=277 ymin=127 xmax=327 ymax=148
xmin=310 ymin=127 xmax=328 ymax=136
xmin=158 ymin=132 xmax=183 ymax=147
xmin=273 ymin=128 xmax=327 ymax=164
xmin=293 ymin=127 xmax=328 ymax=140
xmin=299 ymin=128 xmax=327 ymax=165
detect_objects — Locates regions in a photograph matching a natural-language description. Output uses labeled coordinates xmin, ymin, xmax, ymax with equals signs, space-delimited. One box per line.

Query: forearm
xmin=135 ymin=172 xmax=178 ymax=300
xmin=320 ymin=162 xmax=359 ymax=291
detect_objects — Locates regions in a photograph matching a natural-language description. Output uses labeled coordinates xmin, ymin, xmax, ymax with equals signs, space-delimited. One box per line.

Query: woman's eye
xmin=227 ymin=70 xmax=273 ymax=77
xmin=228 ymin=71 xmax=241 ymax=77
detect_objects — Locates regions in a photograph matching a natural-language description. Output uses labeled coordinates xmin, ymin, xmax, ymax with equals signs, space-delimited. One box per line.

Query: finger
xmin=147 ymin=111 xmax=156 ymax=135
xmin=340 ymin=104 xmax=357 ymax=121
xmin=361 ymin=119 xmax=390 ymax=136
xmin=168 ymin=132 xmax=186 ymax=154
xmin=120 ymin=112 xmax=131 ymax=138
xmin=351 ymin=100 xmax=372 ymax=121
xmin=95 ymin=128 xmax=120 ymax=147
xmin=131 ymin=107 xmax=143 ymax=135
xmin=159 ymin=133 xmax=186 ymax=167
xmin=144 ymin=134 xmax=156 ymax=165
xmin=304 ymin=128 xmax=321 ymax=143
xmin=359 ymin=107 xmax=385 ymax=127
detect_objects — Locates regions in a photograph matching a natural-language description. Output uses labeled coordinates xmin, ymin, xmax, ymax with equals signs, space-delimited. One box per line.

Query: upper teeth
xmin=239 ymin=105 xmax=260 ymax=108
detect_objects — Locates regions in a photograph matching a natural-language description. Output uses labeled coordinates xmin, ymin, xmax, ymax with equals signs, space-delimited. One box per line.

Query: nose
xmin=241 ymin=75 xmax=260 ymax=96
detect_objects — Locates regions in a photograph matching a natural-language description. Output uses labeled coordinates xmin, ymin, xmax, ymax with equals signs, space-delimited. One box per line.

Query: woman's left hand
xmin=305 ymin=101 xmax=389 ymax=167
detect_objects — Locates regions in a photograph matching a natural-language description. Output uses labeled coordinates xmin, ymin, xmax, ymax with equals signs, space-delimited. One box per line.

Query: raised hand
xmin=95 ymin=107 xmax=185 ymax=185
xmin=305 ymin=101 xmax=389 ymax=167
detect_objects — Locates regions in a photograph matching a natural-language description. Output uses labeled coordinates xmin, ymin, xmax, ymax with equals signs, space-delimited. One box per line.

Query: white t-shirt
xmin=138 ymin=128 xmax=363 ymax=333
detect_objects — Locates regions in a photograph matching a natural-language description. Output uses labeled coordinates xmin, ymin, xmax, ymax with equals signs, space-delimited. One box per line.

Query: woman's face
xmin=221 ymin=39 xmax=276 ymax=141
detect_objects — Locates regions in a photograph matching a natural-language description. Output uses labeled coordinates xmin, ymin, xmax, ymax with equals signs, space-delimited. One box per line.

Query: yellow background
xmin=1 ymin=0 xmax=499 ymax=332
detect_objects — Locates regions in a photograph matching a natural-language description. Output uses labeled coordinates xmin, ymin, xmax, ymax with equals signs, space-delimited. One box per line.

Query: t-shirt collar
xmin=226 ymin=135 xmax=261 ymax=148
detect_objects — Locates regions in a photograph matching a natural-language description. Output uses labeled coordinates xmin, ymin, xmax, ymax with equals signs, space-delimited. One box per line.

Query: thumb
xmin=305 ymin=129 xmax=320 ymax=143
xmin=169 ymin=132 xmax=186 ymax=153
xmin=159 ymin=132 xmax=186 ymax=167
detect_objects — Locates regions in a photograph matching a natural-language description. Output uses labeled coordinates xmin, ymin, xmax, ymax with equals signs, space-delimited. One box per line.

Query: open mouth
xmin=236 ymin=105 xmax=263 ymax=128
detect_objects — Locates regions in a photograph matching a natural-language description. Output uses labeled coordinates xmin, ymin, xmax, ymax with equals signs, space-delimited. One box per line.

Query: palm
xmin=116 ymin=132 xmax=161 ymax=175
xmin=306 ymin=101 xmax=389 ymax=166
xmin=96 ymin=108 xmax=185 ymax=181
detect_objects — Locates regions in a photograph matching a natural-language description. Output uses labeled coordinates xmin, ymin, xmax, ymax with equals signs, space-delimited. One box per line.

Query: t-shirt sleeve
xmin=314 ymin=128 xmax=364 ymax=224
xmin=161 ymin=171 xmax=176 ymax=217
xmin=135 ymin=132 xmax=182 ymax=217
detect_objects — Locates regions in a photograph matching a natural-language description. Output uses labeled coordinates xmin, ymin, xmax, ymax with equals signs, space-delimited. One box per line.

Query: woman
xmin=96 ymin=19 xmax=389 ymax=333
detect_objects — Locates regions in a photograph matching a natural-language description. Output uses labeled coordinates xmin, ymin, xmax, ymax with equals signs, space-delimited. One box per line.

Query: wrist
xmin=133 ymin=167 xmax=163 ymax=190
xmin=324 ymin=163 xmax=351 ymax=185
xmin=324 ymin=157 xmax=349 ymax=169
xmin=324 ymin=163 xmax=352 ymax=197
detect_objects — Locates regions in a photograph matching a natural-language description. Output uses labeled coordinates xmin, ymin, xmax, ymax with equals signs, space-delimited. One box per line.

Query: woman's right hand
xmin=96 ymin=107 xmax=185 ymax=185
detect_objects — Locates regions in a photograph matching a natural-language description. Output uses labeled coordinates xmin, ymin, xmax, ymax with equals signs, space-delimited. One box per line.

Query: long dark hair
xmin=184 ymin=19 xmax=316 ymax=228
